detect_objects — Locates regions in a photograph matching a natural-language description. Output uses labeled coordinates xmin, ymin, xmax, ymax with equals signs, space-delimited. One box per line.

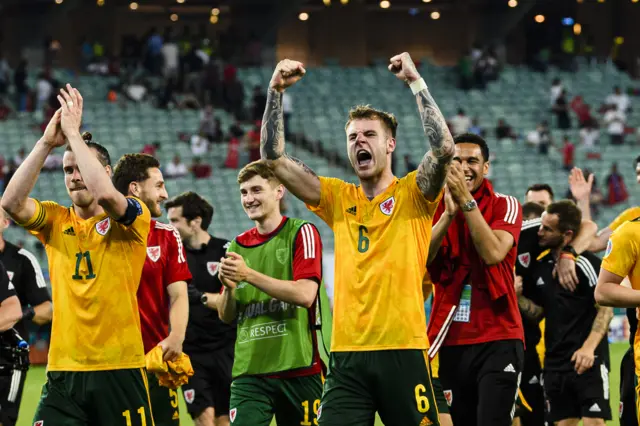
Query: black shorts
xmin=182 ymin=345 xmax=234 ymax=418
xmin=514 ymin=349 xmax=545 ymax=426
xmin=543 ymin=362 xmax=612 ymax=422
xmin=439 ymin=339 xmax=524 ymax=426
xmin=0 ymin=369 xmax=28 ymax=426
xmin=619 ymin=347 xmax=636 ymax=425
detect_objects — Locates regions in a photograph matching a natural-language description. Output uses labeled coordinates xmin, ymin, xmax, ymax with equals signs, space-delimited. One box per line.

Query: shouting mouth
xmin=356 ymin=150 xmax=372 ymax=167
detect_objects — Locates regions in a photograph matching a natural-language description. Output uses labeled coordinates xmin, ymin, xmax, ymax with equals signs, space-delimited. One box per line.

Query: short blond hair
xmin=345 ymin=104 xmax=398 ymax=138
xmin=237 ymin=160 xmax=280 ymax=185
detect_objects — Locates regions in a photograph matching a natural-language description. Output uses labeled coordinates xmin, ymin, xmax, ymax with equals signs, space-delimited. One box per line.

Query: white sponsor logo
xmin=504 ymin=364 xmax=516 ymax=373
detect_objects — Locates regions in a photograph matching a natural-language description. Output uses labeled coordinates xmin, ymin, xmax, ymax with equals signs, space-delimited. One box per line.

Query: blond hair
xmin=345 ymin=104 xmax=398 ymax=138
xmin=237 ymin=160 xmax=281 ymax=185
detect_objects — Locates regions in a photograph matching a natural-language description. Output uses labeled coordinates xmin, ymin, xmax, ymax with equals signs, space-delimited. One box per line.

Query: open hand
xmin=220 ymin=252 xmax=250 ymax=283
xmin=270 ymin=59 xmax=306 ymax=93
xmin=388 ymin=52 xmax=421 ymax=83
xmin=57 ymin=84 xmax=83 ymax=137
xmin=444 ymin=185 xmax=458 ymax=217
xmin=568 ymin=167 xmax=593 ymax=202
xmin=553 ymin=256 xmax=578 ymax=292
xmin=41 ymin=108 xmax=66 ymax=148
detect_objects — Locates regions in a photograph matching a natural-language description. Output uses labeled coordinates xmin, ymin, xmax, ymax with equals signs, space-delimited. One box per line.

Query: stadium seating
xmin=0 ymin=61 xmax=638 ymax=257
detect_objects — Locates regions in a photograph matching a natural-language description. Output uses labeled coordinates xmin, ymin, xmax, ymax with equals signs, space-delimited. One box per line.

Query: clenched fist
xmin=269 ymin=59 xmax=306 ymax=93
xmin=388 ymin=52 xmax=421 ymax=83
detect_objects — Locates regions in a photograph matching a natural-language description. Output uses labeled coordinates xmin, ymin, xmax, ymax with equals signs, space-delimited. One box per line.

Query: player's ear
xmin=483 ymin=160 xmax=490 ymax=177
xmin=105 ymin=165 xmax=113 ymax=178
xmin=191 ymin=216 xmax=203 ymax=230
xmin=275 ymin=184 xmax=285 ymax=201
xmin=387 ymin=137 xmax=396 ymax=154
xmin=129 ymin=181 xmax=140 ymax=198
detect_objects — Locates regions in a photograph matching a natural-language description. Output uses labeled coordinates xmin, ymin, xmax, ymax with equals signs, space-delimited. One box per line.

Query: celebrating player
xmin=259 ymin=52 xmax=453 ymax=425
xmin=216 ymin=160 xmax=326 ymax=426
xmin=1 ymin=85 xmax=153 ymax=425
xmin=112 ymin=153 xmax=192 ymax=425
xmin=520 ymin=201 xmax=612 ymax=426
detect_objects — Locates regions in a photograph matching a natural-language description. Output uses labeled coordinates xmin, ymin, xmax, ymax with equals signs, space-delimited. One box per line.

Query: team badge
xmin=184 ymin=389 xmax=195 ymax=404
xmin=379 ymin=196 xmax=395 ymax=216
xmin=7 ymin=271 xmax=13 ymax=281
xmin=518 ymin=253 xmax=530 ymax=268
xmin=95 ymin=217 xmax=111 ymax=236
xmin=317 ymin=404 xmax=322 ymax=420
xmin=443 ymin=390 xmax=453 ymax=406
xmin=207 ymin=262 xmax=219 ymax=276
xmin=619 ymin=401 xmax=624 ymax=418
xmin=34 ymin=422 xmax=44 ymax=426
xmin=147 ymin=246 xmax=161 ymax=262
xmin=276 ymin=248 xmax=288 ymax=265
xmin=230 ymin=408 xmax=237 ymax=423
xmin=605 ymin=239 xmax=613 ymax=257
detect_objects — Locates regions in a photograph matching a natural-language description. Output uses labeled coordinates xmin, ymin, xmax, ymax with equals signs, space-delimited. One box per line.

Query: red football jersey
xmin=138 ymin=220 xmax=192 ymax=354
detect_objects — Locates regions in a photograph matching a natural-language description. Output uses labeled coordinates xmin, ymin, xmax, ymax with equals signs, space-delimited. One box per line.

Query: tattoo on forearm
xmin=518 ymin=295 xmax=544 ymax=320
xmin=284 ymin=155 xmax=318 ymax=178
xmin=591 ymin=306 xmax=613 ymax=336
xmin=415 ymin=89 xmax=454 ymax=200
xmin=260 ymin=89 xmax=286 ymax=160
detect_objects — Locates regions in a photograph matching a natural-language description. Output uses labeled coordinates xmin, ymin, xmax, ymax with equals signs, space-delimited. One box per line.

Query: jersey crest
xmin=379 ymin=196 xmax=395 ymax=216
xmin=184 ymin=389 xmax=195 ymax=404
xmin=6 ymin=271 xmax=13 ymax=281
xmin=95 ymin=217 xmax=111 ymax=236
xmin=207 ymin=262 xmax=219 ymax=276
xmin=444 ymin=389 xmax=453 ymax=406
xmin=518 ymin=253 xmax=531 ymax=268
xmin=147 ymin=246 xmax=161 ymax=262
xmin=276 ymin=248 xmax=288 ymax=265
xmin=230 ymin=408 xmax=237 ymax=423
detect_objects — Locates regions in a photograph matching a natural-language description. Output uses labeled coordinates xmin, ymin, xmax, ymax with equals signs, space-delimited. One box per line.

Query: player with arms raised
xmin=260 ymin=52 xmax=454 ymax=425
xmin=1 ymin=85 xmax=153 ymax=425
xmin=112 ymin=153 xmax=192 ymax=426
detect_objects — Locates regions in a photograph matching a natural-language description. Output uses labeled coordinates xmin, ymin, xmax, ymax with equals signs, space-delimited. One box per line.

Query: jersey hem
xmin=47 ymin=361 xmax=146 ymax=372
xmin=331 ymin=344 xmax=428 ymax=352
xmin=442 ymin=334 xmax=524 ymax=347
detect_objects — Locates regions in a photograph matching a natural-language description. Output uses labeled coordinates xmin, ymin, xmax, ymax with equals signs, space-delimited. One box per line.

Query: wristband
xmin=21 ymin=306 xmax=35 ymax=321
xmin=562 ymin=245 xmax=578 ymax=257
xmin=409 ymin=78 xmax=428 ymax=95
xmin=560 ymin=253 xmax=576 ymax=261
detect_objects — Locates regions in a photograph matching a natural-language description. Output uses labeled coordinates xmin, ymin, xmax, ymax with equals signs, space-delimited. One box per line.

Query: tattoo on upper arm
xmin=284 ymin=155 xmax=318 ymax=178
xmin=518 ymin=295 xmax=544 ymax=320
xmin=260 ymin=89 xmax=285 ymax=160
xmin=591 ymin=306 xmax=613 ymax=335
xmin=415 ymin=89 xmax=454 ymax=200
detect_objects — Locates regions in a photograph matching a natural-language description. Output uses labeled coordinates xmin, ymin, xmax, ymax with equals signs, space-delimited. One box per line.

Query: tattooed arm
xmin=517 ymin=295 xmax=544 ymax=320
xmin=582 ymin=305 xmax=614 ymax=351
xmin=260 ymin=60 xmax=321 ymax=207
xmin=388 ymin=52 xmax=454 ymax=201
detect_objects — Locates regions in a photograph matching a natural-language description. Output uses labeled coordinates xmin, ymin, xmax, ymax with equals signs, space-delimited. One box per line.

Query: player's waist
xmin=47 ymin=359 xmax=145 ymax=372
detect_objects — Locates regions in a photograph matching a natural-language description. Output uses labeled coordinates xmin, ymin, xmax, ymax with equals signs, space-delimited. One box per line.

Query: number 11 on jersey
xmin=72 ymin=251 xmax=96 ymax=280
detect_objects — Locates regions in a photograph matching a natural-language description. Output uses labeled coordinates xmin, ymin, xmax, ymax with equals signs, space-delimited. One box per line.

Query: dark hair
xmin=112 ymin=153 xmax=161 ymax=195
xmin=522 ymin=202 xmax=545 ymax=220
xmin=165 ymin=191 xmax=214 ymax=230
xmin=453 ymin=133 xmax=489 ymax=162
xmin=526 ymin=183 xmax=555 ymax=200
xmin=635 ymin=155 xmax=640 ymax=167
xmin=65 ymin=132 xmax=111 ymax=167
xmin=546 ymin=200 xmax=582 ymax=235
xmin=345 ymin=104 xmax=398 ymax=138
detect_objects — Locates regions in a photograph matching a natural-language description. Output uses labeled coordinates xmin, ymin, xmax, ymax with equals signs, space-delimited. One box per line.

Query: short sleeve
xmin=18 ymin=199 xmax=65 ymax=244
xmin=18 ymin=248 xmax=51 ymax=306
xmin=119 ymin=197 xmax=152 ymax=244
xmin=305 ymin=177 xmax=345 ymax=229
xmin=292 ymin=223 xmax=323 ymax=283
xmin=516 ymin=219 xmax=542 ymax=276
xmin=164 ymin=226 xmax=192 ymax=286
xmin=601 ymin=225 xmax=638 ymax=278
xmin=490 ymin=195 xmax=523 ymax=242
xmin=576 ymin=255 xmax=601 ymax=289
xmin=608 ymin=207 xmax=640 ymax=231
xmin=405 ymin=170 xmax=444 ymax=217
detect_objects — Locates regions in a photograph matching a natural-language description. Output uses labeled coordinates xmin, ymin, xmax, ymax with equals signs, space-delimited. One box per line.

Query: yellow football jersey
xmin=609 ymin=206 xmax=640 ymax=231
xmin=19 ymin=198 xmax=151 ymax=371
xmin=307 ymin=171 xmax=442 ymax=351
xmin=601 ymin=219 xmax=640 ymax=375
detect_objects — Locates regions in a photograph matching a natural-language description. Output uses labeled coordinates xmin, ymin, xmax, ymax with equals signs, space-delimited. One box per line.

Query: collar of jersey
xmin=356 ymin=176 xmax=399 ymax=203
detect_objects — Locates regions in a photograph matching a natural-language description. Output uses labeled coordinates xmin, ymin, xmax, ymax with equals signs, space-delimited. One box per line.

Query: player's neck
xmin=0 ymin=237 xmax=5 ymax=252
xmin=359 ymin=168 xmax=395 ymax=200
xmin=73 ymin=202 xmax=105 ymax=220
xmin=255 ymin=212 xmax=283 ymax=235
xmin=188 ymin=230 xmax=211 ymax=249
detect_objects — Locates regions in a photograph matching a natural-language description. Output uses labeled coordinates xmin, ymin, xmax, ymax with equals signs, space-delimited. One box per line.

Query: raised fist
xmin=388 ymin=52 xmax=421 ymax=83
xmin=269 ymin=59 xmax=306 ymax=93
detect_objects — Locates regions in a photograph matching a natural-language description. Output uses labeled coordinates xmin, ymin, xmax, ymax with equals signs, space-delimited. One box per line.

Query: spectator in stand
xmin=580 ymin=121 xmax=600 ymax=159
xmin=605 ymin=86 xmax=630 ymax=113
xmin=13 ymin=59 xmax=27 ymax=112
xmin=3 ymin=160 xmax=17 ymax=192
xmin=165 ymin=154 xmax=189 ymax=178
xmin=251 ymin=85 xmax=267 ymax=122
xmin=13 ymin=148 xmax=26 ymax=167
xmin=42 ymin=152 xmax=63 ymax=172
xmin=495 ymin=118 xmax=516 ymax=140
xmin=0 ymin=52 xmax=9 ymax=96
xmin=224 ymin=136 xmax=240 ymax=169
xmin=141 ymin=142 xmax=160 ymax=158
xmin=222 ymin=63 xmax=245 ymax=120
xmin=161 ymin=35 xmax=179 ymax=79
xmin=603 ymin=104 xmax=626 ymax=145
xmin=561 ymin=135 xmax=575 ymax=171
xmin=0 ymin=97 xmax=12 ymax=121
xmin=199 ymin=105 xmax=218 ymax=141
xmin=246 ymin=121 xmax=261 ymax=163
xmin=202 ymin=58 xmax=222 ymax=107
xmin=191 ymin=157 xmax=211 ymax=179
xmin=553 ymin=90 xmax=571 ymax=130
xmin=228 ymin=119 xmax=244 ymax=140
xmin=145 ymin=27 xmax=163 ymax=75
xmin=605 ymin=163 xmax=629 ymax=206
xmin=468 ymin=117 xmax=484 ymax=137
xmin=35 ymin=71 xmax=51 ymax=117
xmin=550 ymin=78 xmax=563 ymax=106
xmin=190 ymin=131 xmax=209 ymax=156
xmin=570 ymin=95 xmax=593 ymax=128
xmin=450 ymin=108 xmax=472 ymax=135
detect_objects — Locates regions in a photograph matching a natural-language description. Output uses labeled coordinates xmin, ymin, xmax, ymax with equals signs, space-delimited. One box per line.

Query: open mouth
xmin=71 ymin=187 xmax=87 ymax=192
xmin=464 ymin=175 xmax=473 ymax=183
xmin=356 ymin=150 xmax=372 ymax=167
